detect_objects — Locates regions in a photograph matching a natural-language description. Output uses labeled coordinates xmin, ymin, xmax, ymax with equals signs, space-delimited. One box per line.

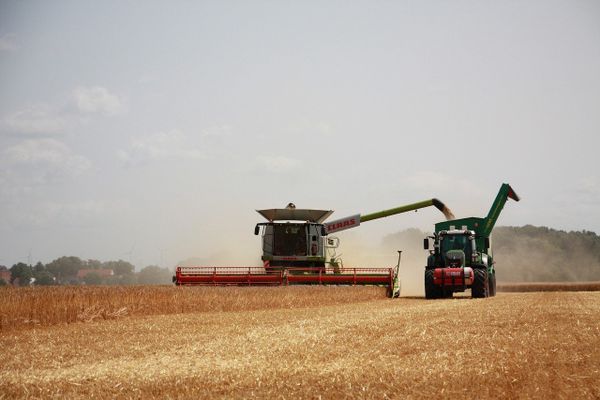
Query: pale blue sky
xmin=1 ymin=1 xmax=599 ymax=268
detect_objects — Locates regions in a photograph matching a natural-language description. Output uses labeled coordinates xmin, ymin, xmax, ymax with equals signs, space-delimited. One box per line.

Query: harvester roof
xmin=256 ymin=208 xmax=333 ymax=223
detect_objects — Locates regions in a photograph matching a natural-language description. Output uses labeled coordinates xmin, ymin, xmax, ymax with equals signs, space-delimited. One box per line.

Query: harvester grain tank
xmin=423 ymin=183 xmax=520 ymax=299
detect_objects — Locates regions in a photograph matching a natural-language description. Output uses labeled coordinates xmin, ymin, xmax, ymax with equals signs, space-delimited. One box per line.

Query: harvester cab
xmin=254 ymin=208 xmax=333 ymax=271
xmin=423 ymin=183 xmax=520 ymax=299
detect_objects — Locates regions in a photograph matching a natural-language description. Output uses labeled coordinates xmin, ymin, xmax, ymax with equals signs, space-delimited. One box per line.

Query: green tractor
xmin=423 ymin=183 xmax=520 ymax=299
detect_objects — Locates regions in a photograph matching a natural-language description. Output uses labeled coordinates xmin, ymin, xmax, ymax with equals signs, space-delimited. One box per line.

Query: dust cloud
xmin=176 ymin=232 xmax=262 ymax=268
xmin=331 ymin=228 xmax=429 ymax=296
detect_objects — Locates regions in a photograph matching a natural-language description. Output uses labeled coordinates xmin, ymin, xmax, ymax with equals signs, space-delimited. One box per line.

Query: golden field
xmin=1 ymin=286 xmax=599 ymax=399
xmin=0 ymin=286 xmax=386 ymax=332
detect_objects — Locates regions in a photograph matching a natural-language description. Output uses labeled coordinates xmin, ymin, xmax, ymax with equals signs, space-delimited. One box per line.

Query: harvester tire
xmin=425 ymin=269 xmax=439 ymax=299
xmin=472 ymin=268 xmax=489 ymax=298
xmin=488 ymin=273 xmax=497 ymax=297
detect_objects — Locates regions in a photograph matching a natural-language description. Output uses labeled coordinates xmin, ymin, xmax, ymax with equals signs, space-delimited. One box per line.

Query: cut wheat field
xmin=1 ymin=286 xmax=599 ymax=399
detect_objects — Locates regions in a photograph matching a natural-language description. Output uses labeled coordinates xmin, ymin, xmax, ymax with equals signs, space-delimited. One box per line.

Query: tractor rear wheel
xmin=425 ymin=269 xmax=438 ymax=299
xmin=488 ymin=273 xmax=497 ymax=297
xmin=472 ymin=268 xmax=489 ymax=298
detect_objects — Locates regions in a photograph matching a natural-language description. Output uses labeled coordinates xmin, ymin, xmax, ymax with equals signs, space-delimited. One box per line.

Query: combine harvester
xmin=423 ymin=183 xmax=520 ymax=299
xmin=174 ymin=199 xmax=454 ymax=297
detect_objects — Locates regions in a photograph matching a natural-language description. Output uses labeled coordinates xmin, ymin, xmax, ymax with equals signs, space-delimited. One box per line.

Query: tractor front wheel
xmin=488 ymin=272 xmax=497 ymax=297
xmin=425 ymin=269 xmax=439 ymax=299
xmin=472 ymin=268 xmax=489 ymax=298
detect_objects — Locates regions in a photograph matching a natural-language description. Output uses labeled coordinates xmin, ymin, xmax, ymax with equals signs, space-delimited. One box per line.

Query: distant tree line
xmin=493 ymin=225 xmax=600 ymax=282
xmin=0 ymin=256 xmax=173 ymax=286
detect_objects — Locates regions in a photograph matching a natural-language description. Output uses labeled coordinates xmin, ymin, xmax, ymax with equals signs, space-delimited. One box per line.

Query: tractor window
xmin=441 ymin=235 xmax=471 ymax=258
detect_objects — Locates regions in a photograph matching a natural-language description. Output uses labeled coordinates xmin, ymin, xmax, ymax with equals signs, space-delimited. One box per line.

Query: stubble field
xmin=1 ymin=286 xmax=599 ymax=399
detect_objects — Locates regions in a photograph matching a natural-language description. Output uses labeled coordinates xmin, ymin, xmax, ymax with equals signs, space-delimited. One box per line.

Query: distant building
xmin=0 ymin=266 xmax=11 ymax=284
xmin=77 ymin=269 xmax=114 ymax=279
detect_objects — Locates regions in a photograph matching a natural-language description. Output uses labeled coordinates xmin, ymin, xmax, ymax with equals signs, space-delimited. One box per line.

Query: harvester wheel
xmin=425 ymin=269 xmax=438 ymax=299
xmin=472 ymin=268 xmax=489 ymax=298
xmin=489 ymin=273 xmax=497 ymax=297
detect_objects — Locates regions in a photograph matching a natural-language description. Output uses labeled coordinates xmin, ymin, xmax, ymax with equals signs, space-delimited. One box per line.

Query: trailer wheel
xmin=425 ymin=269 xmax=438 ymax=299
xmin=472 ymin=268 xmax=489 ymax=298
xmin=488 ymin=273 xmax=497 ymax=297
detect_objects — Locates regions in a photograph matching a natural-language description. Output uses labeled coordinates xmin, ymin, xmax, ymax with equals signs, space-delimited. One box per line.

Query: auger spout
xmin=481 ymin=183 xmax=520 ymax=237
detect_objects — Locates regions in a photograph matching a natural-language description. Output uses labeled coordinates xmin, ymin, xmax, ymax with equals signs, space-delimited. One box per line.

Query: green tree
xmin=103 ymin=260 xmax=135 ymax=276
xmin=83 ymin=272 xmax=103 ymax=285
xmin=0 ymin=278 xmax=6 ymax=286
xmin=138 ymin=265 xmax=172 ymax=285
xmin=33 ymin=261 xmax=45 ymax=273
xmin=34 ymin=271 xmax=55 ymax=286
xmin=10 ymin=262 xmax=32 ymax=286
xmin=46 ymin=256 xmax=84 ymax=283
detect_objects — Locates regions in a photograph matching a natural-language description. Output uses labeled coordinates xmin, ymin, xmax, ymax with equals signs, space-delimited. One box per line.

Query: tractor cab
xmin=425 ymin=229 xmax=489 ymax=269
xmin=438 ymin=230 xmax=476 ymax=268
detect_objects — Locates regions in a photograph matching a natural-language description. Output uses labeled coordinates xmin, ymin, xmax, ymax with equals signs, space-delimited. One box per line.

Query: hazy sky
xmin=1 ymin=1 xmax=599 ymax=268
